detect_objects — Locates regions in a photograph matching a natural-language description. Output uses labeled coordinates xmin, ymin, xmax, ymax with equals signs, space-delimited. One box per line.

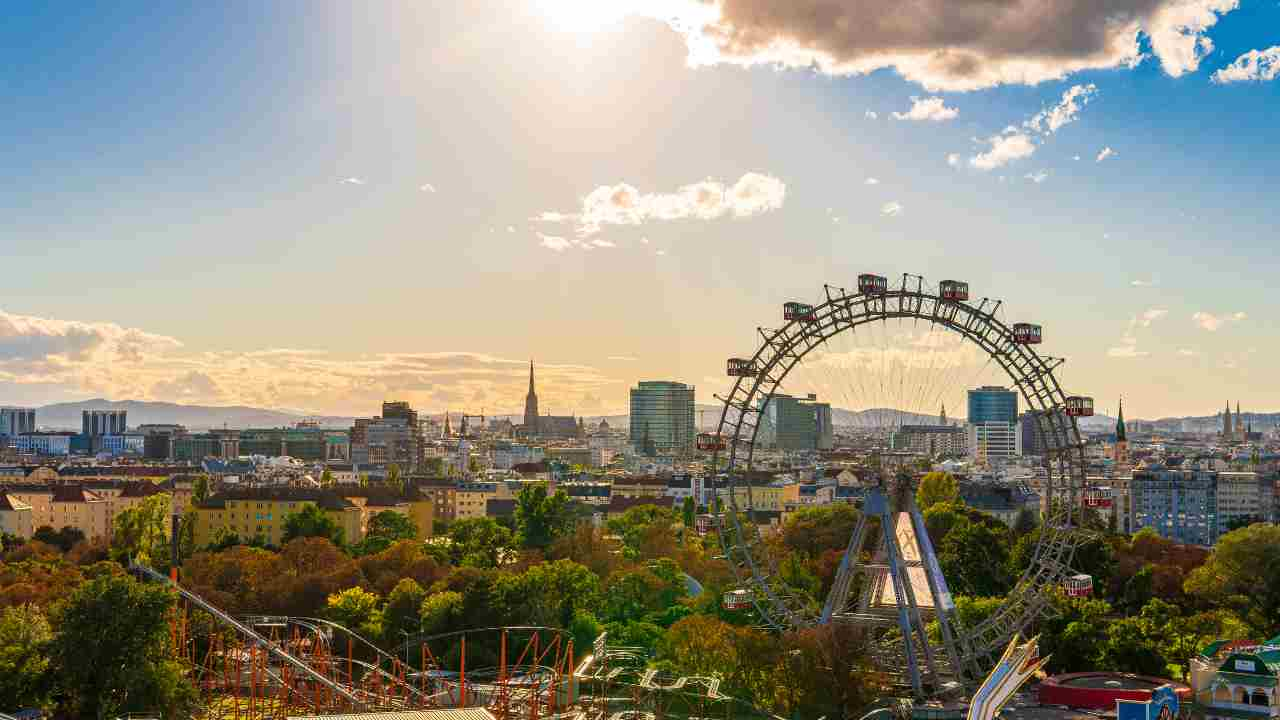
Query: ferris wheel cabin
xmin=1065 ymin=396 xmax=1095 ymax=417
xmin=1084 ymin=486 xmax=1114 ymax=508
xmin=1012 ymin=323 xmax=1043 ymax=344
xmin=940 ymin=280 xmax=970 ymax=302
xmin=697 ymin=432 xmax=727 ymax=452
xmin=1064 ymin=574 xmax=1094 ymax=598
xmin=783 ymin=301 xmax=817 ymax=323
xmin=726 ymin=358 xmax=758 ymax=377
xmin=723 ymin=588 xmax=752 ymax=610
xmin=858 ymin=273 xmax=889 ymax=295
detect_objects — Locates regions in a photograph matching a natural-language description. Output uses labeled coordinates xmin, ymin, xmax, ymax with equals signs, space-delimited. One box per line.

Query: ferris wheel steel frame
xmin=712 ymin=274 xmax=1089 ymax=694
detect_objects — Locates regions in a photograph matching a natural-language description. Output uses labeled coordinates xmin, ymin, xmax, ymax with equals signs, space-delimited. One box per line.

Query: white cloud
xmin=1107 ymin=338 xmax=1148 ymax=358
xmin=1073 ymin=155 xmax=1082 ymax=161
xmin=1130 ymin=278 xmax=1155 ymax=287
xmin=1177 ymin=348 xmax=1200 ymax=356
xmin=607 ymin=356 xmax=638 ymax=361
xmin=1096 ymin=147 xmax=1117 ymax=162
xmin=3 ymin=310 xmax=629 ymax=415
xmin=340 ymin=177 xmax=366 ymax=185
xmin=655 ymin=250 xmax=667 ymax=256
xmin=892 ymin=97 xmax=959 ymax=122
xmin=642 ymin=0 xmax=1239 ymax=92
xmin=1025 ymin=170 xmax=1049 ymax=184
xmin=865 ymin=177 xmax=880 ymax=185
xmin=1139 ymin=308 xmax=1168 ymax=327
xmin=1212 ymin=46 xmax=1280 ymax=83
xmin=946 ymin=153 xmax=961 ymax=168
xmin=419 ymin=183 xmax=436 ymax=193
xmin=1192 ymin=311 xmax=1247 ymax=331
xmin=639 ymin=237 xmax=650 ymax=244
xmin=969 ymin=84 xmax=1098 ymax=171
xmin=881 ymin=201 xmax=904 ymax=217
xmin=1025 ymin=84 xmax=1098 ymax=135
xmin=543 ymin=172 xmax=786 ymax=236
xmin=865 ymin=110 xmax=878 ymax=120
xmin=506 ymin=226 xmax=516 ymax=233
xmin=589 ymin=238 xmax=616 ymax=248
xmin=537 ymin=233 xmax=573 ymax=252
xmin=970 ymin=133 xmax=1036 ymax=170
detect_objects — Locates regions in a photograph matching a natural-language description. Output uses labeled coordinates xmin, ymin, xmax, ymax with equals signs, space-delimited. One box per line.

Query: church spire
xmin=1115 ymin=397 xmax=1126 ymax=442
xmin=528 ymin=359 xmax=535 ymax=394
xmin=940 ymin=402 xmax=948 ymax=426
xmin=523 ymin=359 xmax=540 ymax=436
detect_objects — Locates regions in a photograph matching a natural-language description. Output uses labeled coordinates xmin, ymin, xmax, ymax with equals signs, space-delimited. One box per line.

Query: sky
xmin=1 ymin=1 xmax=1278 ymax=421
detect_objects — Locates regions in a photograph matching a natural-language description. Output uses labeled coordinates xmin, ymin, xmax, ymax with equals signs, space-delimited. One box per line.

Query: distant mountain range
xmin=23 ymin=399 xmax=1263 ymax=434
xmin=32 ymin=400 xmax=354 ymax=431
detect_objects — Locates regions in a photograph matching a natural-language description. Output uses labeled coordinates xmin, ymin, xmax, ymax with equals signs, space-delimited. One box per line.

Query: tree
xmin=447 ymin=517 xmax=514 ymax=568
xmin=781 ymin=504 xmax=860 ymax=558
xmin=607 ymin=505 xmax=678 ymax=558
xmin=1186 ymin=523 xmax=1280 ymax=633
xmin=938 ymin=517 xmax=1012 ymax=597
xmin=319 ymin=469 xmax=333 ymax=486
xmin=419 ymin=591 xmax=465 ymax=636
xmin=0 ymin=604 xmax=53 ymax=711
xmin=1037 ymin=595 xmax=1112 ymax=673
xmin=32 ymin=525 xmax=85 ymax=553
xmin=383 ymin=578 xmax=426 ymax=644
xmin=356 ymin=511 xmax=419 ymax=556
xmin=682 ymin=497 xmax=696 ymax=528
xmin=916 ymin=471 xmax=959 ymax=512
xmin=192 ymin=475 xmax=210 ymax=506
xmin=1012 ymin=507 xmax=1038 ymax=535
xmin=111 ymin=493 xmax=172 ymax=567
xmin=282 ymin=504 xmax=345 ymax=547
xmin=325 ymin=587 xmax=382 ymax=641
xmin=387 ymin=464 xmax=404 ymax=495
xmin=492 ymin=559 xmax=601 ymax=628
xmin=514 ymin=484 xmax=575 ymax=549
xmin=49 ymin=574 xmax=197 ymax=719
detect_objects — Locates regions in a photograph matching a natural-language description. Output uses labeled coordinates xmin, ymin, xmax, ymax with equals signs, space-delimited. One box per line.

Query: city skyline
xmin=3 ymin=3 xmax=1279 ymax=418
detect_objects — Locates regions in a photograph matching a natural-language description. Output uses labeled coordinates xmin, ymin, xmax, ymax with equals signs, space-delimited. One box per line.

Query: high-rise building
xmin=968 ymin=386 xmax=1018 ymax=424
xmin=757 ymin=393 xmax=833 ymax=451
xmin=629 ymin=381 xmax=696 ymax=456
xmin=967 ymin=386 xmax=1020 ymax=461
xmin=0 ymin=407 xmax=35 ymax=437
xmin=82 ymin=409 xmax=128 ymax=437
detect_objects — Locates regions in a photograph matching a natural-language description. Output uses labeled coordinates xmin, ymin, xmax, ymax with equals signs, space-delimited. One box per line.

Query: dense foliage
xmin=2 ymin=479 xmax=1278 ymax=716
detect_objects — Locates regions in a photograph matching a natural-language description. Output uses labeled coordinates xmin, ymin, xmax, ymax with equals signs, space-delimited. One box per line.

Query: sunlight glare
xmin=536 ymin=0 xmax=637 ymax=34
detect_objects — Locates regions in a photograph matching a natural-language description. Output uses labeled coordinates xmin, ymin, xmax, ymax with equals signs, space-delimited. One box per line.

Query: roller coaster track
xmin=130 ymin=562 xmax=367 ymax=710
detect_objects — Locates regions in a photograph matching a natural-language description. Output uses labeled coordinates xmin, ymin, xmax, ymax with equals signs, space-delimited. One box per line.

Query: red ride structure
xmin=939 ymin=280 xmax=970 ymax=302
xmin=727 ymin=358 xmax=758 ymax=377
xmin=1064 ymin=574 xmax=1094 ymax=598
xmin=1012 ymin=323 xmax=1043 ymax=344
xmin=783 ymin=302 xmax=817 ymax=323
xmin=1065 ymin=396 xmax=1095 ymax=417
xmin=697 ymin=432 xmax=726 ymax=452
xmin=858 ymin=273 xmax=889 ymax=295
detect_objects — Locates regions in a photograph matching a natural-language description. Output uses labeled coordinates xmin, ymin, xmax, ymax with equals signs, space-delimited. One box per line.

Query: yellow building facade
xmin=193 ymin=489 xmax=363 ymax=548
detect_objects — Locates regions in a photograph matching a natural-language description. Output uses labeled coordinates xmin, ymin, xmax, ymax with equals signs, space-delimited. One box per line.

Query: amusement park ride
xmin=127 ymin=272 xmax=1103 ymax=720
xmin=710 ymin=274 xmax=1102 ymax=701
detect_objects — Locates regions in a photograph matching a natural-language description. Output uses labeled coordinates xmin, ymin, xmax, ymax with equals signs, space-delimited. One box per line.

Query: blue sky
xmin=1 ymin=1 xmax=1277 ymax=419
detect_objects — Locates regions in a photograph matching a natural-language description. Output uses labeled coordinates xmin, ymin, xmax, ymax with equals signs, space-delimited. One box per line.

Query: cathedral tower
xmin=523 ymin=360 xmax=540 ymax=435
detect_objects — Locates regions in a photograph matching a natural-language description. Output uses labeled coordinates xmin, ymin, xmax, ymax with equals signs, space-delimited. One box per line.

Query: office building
xmin=893 ymin=424 xmax=967 ymax=456
xmin=0 ymin=407 xmax=35 ymax=437
xmin=968 ymin=386 xmax=1021 ymax=461
xmin=172 ymin=432 xmax=240 ymax=461
xmin=13 ymin=432 xmax=75 ymax=456
xmin=757 ymin=393 xmax=833 ymax=451
xmin=968 ymin=386 xmax=1018 ymax=424
xmin=350 ymin=417 xmax=418 ymax=469
xmin=82 ymin=409 xmax=128 ymax=437
xmin=139 ymin=424 xmax=187 ymax=460
xmin=1130 ymin=468 xmax=1218 ymax=546
xmin=629 ymin=380 xmax=696 ymax=456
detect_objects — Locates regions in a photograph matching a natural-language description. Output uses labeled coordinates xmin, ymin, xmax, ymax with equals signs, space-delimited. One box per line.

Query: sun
xmin=535 ymin=0 xmax=635 ymax=34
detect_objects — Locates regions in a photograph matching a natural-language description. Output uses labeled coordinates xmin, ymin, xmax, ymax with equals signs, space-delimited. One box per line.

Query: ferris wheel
xmin=709 ymin=274 xmax=1094 ymax=699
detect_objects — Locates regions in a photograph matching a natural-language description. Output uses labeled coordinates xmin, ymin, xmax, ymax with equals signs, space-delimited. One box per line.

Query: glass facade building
xmin=0 ymin=407 xmax=35 ymax=437
xmin=629 ymin=381 xmax=696 ymax=456
xmin=757 ymin=393 xmax=832 ymax=450
xmin=968 ymin=386 xmax=1018 ymax=424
